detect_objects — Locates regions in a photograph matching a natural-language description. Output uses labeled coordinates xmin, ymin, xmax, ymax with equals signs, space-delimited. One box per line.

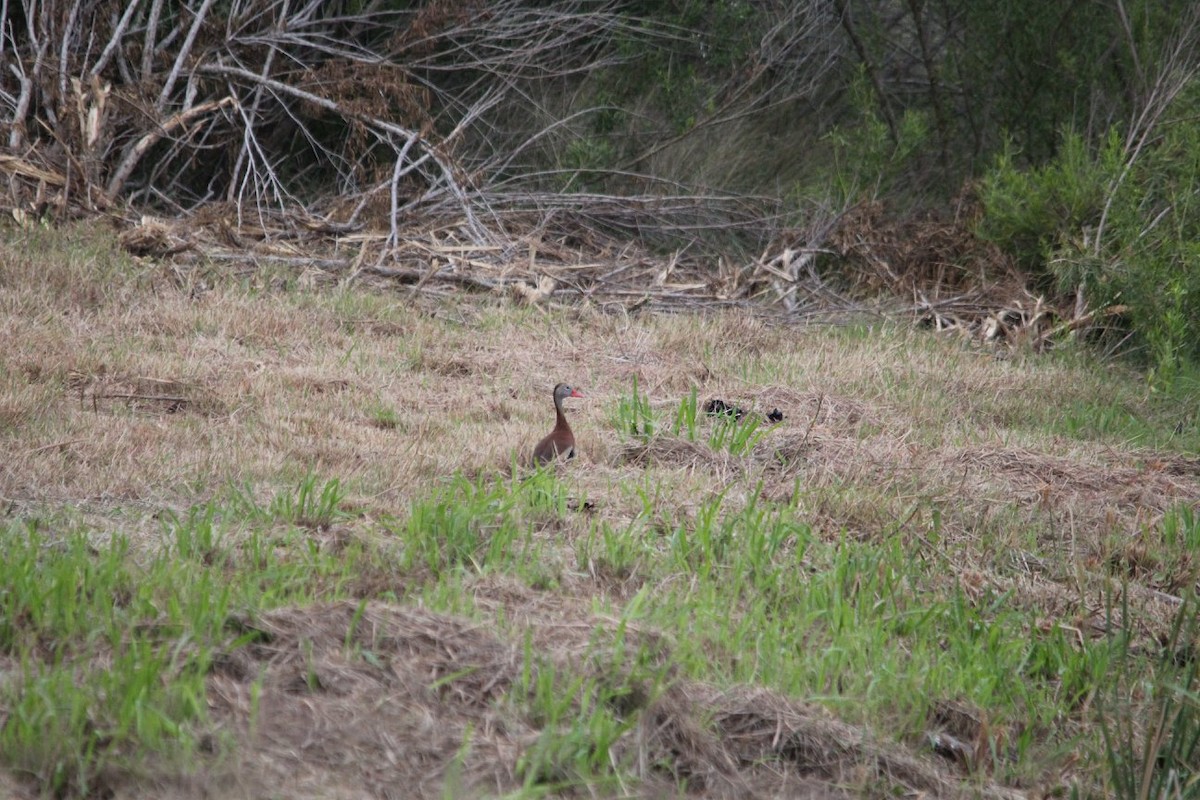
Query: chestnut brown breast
xmin=531 ymin=383 xmax=583 ymax=466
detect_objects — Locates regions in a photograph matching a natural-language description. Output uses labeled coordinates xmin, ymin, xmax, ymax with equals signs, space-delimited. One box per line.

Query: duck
xmin=532 ymin=383 xmax=584 ymax=466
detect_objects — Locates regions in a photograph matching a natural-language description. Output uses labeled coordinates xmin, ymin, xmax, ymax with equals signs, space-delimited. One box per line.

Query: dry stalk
xmin=621 ymin=2 xmax=841 ymax=171
xmin=1094 ymin=2 xmax=1200 ymax=254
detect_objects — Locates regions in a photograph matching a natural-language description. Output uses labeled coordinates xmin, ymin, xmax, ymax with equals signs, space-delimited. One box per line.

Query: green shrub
xmin=975 ymin=130 xmax=1115 ymax=277
xmin=820 ymin=69 xmax=932 ymax=204
xmin=977 ymin=87 xmax=1200 ymax=385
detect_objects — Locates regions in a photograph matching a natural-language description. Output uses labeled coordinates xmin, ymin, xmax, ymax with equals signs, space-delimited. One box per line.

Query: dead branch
xmin=157 ymin=0 xmax=217 ymax=112
xmin=6 ymin=62 xmax=31 ymax=149
xmin=365 ymin=264 xmax=502 ymax=293
xmin=57 ymin=0 xmax=82 ymax=103
xmin=1094 ymin=3 xmax=1200 ymax=253
xmin=140 ymin=0 xmax=163 ymax=78
xmin=0 ymin=0 xmax=843 ymax=273
xmin=0 ymin=154 xmax=66 ymax=186
xmin=621 ymin=2 xmax=841 ymax=171
xmin=106 ymin=96 xmax=237 ymax=199
xmin=195 ymin=60 xmax=485 ymax=240
xmin=89 ymin=0 xmax=142 ymax=78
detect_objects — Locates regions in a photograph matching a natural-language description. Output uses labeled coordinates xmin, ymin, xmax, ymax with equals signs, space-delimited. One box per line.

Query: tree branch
xmin=90 ymin=0 xmax=143 ymax=77
xmin=107 ymin=96 xmax=237 ymax=199
xmin=158 ymin=0 xmax=217 ymax=111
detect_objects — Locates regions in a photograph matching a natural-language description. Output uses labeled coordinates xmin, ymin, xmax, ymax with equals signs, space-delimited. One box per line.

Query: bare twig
xmin=57 ymin=0 xmax=82 ymax=103
xmin=158 ymin=0 xmax=218 ymax=112
xmin=90 ymin=0 xmax=143 ymax=77
xmin=25 ymin=438 xmax=86 ymax=456
xmin=387 ymin=132 xmax=420 ymax=251
xmin=225 ymin=1 xmax=284 ymax=207
xmin=802 ymin=394 xmax=825 ymax=446
xmin=1094 ymin=4 xmax=1200 ymax=254
xmin=141 ymin=0 xmax=165 ymax=79
xmin=622 ymin=2 xmax=839 ymax=171
xmin=107 ymin=97 xmax=237 ymax=199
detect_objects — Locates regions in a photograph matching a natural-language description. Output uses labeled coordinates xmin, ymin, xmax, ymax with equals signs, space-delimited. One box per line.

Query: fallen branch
xmin=0 ymin=154 xmax=66 ymax=186
xmin=157 ymin=0 xmax=217 ymax=111
xmin=106 ymin=96 xmax=237 ymax=199
xmin=364 ymin=264 xmax=502 ymax=292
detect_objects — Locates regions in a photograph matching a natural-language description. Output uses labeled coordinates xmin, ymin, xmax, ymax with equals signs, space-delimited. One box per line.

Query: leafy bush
xmin=975 ymin=130 xmax=1115 ymax=277
xmin=977 ymin=87 xmax=1200 ymax=385
xmin=820 ymin=69 xmax=933 ymax=204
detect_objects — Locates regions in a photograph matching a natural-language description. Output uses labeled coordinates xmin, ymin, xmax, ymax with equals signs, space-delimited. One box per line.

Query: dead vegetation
xmin=197 ymin=600 xmax=1018 ymax=800
xmin=826 ymin=200 xmax=1121 ymax=352
xmin=2 ymin=4 xmax=1195 ymax=796
xmin=0 ymin=0 xmax=1111 ymax=350
xmin=49 ymin=198 xmax=1096 ymax=362
xmin=0 ymin=0 xmax=824 ymax=270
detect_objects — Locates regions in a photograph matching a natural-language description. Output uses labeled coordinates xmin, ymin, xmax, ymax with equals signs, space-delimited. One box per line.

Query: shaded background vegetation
xmin=3 ymin=0 xmax=1199 ymax=380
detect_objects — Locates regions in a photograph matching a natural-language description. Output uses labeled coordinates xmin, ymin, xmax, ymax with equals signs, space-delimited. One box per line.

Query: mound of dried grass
xmin=72 ymin=373 xmax=227 ymax=417
xmin=207 ymin=603 xmax=522 ymax=799
xmin=201 ymin=600 xmax=1022 ymax=800
xmin=621 ymin=436 xmax=737 ymax=472
xmin=825 ymin=200 xmax=1115 ymax=351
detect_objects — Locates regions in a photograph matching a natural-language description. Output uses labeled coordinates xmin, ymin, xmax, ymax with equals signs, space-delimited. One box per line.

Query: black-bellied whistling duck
xmin=532 ymin=383 xmax=583 ymax=466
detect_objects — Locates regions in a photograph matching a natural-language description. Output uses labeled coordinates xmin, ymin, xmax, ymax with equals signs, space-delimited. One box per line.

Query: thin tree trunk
xmin=833 ymin=0 xmax=898 ymax=143
xmin=905 ymin=0 xmax=949 ymax=167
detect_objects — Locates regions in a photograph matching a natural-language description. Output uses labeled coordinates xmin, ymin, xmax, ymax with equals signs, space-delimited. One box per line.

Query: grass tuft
xmin=1101 ymin=591 xmax=1200 ymax=800
xmin=613 ymin=375 xmax=656 ymax=439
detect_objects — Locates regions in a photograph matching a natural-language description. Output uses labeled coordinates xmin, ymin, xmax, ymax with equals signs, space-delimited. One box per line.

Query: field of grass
xmin=2 ymin=222 xmax=1200 ymax=798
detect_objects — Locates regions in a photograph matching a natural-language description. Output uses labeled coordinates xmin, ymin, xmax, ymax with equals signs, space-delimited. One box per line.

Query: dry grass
xmin=194 ymin=598 xmax=1027 ymax=800
xmin=3 ymin=222 xmax=1200 ymax=797
xmin=141 ymin=593 xmax=1021 ymax=800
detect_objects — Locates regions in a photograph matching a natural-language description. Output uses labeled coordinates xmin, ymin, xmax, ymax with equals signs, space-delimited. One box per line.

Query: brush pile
xmin=2 ymin=1 xmax=1103 ymax=349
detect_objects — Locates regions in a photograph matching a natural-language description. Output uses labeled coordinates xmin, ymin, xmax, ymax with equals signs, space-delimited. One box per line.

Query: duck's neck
xmin=554 ymin=397 xmax=570 ymax=431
